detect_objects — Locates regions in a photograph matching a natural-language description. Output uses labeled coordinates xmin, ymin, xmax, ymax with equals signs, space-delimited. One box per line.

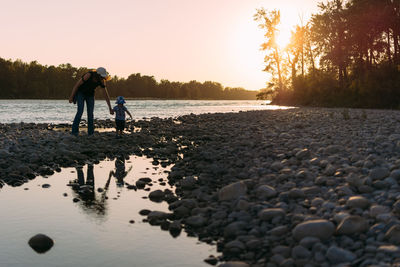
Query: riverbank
xmin=2 ymin=108 xmax=400 ymax=266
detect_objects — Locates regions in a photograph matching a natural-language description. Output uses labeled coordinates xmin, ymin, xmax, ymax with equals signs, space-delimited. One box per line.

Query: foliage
xmin=257 ymin=0 xmax=400 ymax=108
xmin=254 ymin=9 xmax=285 ymax=91
xmin=0 ymin=57 xmax=257 ymax=100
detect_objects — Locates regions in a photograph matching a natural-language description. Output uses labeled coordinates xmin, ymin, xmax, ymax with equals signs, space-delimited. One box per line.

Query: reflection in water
xmin=109 ymin=156 xmax=132 ymax=187
xmin=69 ymin=164 xmax=109 ymax=216
xmin=69 ymin=157 xmax=133 ymax=217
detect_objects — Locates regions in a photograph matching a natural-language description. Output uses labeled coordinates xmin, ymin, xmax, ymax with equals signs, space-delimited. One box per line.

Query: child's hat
xmin=116 ymin=96 xmax=126 ymax=104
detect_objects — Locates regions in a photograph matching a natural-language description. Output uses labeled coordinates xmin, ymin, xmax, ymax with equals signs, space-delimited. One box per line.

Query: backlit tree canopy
xmin=257 ymin=0 xmax=400 ymax=108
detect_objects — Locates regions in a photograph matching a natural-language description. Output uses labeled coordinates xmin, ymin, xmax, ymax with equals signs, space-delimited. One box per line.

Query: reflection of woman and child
xmin=69 ymin=156 xmax=132 ymax=215
xmin=69 ymin=67 xmax=133 ymax=137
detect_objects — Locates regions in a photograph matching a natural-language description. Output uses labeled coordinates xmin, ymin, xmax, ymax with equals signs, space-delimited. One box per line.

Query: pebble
xmin=28 ymin=234 xmax=54 ymax=254
xmin=292 ymin=220 xmax=335 ymax=241
xmin=218 ymin=261 xmax=249 ymax=267
xmin=255 ymin=185 xmax=277 ymax=199
xmin=346 ymin=196 xmax=370 ymax=209
xmin=258 ymin=208 xmax=285 ymax=221
xmin=336 ymin=215 xmax=369 ymax=235
xmin=384 ymin=225 xmax=400 ymax=244
xmin=218 ymin=181 xmax=247 ymax=201
xmin=326 ymin=246 xmax=356 ymax=264
xmin=204 ymin=255 xmax=218 ymax=265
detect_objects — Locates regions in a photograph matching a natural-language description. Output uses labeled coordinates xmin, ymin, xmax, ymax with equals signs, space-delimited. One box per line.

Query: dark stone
xmin=149 ymin=190 xmax=165 ymax=201
xmin=204 ymin=255 xmax=218 ymax=265
xmin=169 ymin=221 xmax=182 ymax=237
xmin=126 ymin=184 xmax=137 ymax=190
xmin=138 ymin=177 xmax=152 ymax=183
xmin=135 ymin=180 xmax=146 ymax=189
xmin=28 ymin=234 xmax=54 ymax=254
xmin=139 ymin=209 xmax=151 ymax=216
xmin=160 ymin=221 xmax=171 ymax=230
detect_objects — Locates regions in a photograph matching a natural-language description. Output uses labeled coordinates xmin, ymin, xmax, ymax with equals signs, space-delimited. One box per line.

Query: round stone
xmin=346 ymin=196 xmax=370 ymax=209
xmin=292 ymin=219 xmax=335 ymax=241
xmin=336 ymin=215 xmax=369 ymax=235
xmin=28 ymin=234 xmax=54 ymax=254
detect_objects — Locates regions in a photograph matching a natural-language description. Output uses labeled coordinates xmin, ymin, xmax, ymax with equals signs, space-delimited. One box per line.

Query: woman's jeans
xmin=72 ymin=91 xmax=95 ymax=136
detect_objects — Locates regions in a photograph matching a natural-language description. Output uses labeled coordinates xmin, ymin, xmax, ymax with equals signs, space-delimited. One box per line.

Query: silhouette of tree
xmin=0 ymin=57 xmax=257 ymax=100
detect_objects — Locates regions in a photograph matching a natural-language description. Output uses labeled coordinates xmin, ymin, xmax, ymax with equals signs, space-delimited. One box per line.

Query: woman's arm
xmin=69 ymin=73 xmax=90 ymax=103
xmin=69 ymin=79 xmax=82 ymax=103
xmin=103 ymin=86 xmax=114 ymax=115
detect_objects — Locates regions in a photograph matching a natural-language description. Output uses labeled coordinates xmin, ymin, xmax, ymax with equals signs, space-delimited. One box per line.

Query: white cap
xmin=96 ymin=67 xmax=108 ymax=78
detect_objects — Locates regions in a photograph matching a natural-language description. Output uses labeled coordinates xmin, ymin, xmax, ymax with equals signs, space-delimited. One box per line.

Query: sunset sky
xmin=1 ymin=0 xmax=321 ymax=90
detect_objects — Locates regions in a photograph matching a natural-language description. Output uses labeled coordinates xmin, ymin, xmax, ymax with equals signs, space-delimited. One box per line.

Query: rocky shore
xmin=2 ymin=108 xmax=400 ymax=266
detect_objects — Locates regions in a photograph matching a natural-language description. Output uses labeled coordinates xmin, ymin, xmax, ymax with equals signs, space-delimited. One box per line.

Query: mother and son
xmin=68 ymin=67 xmax=132 ymax=138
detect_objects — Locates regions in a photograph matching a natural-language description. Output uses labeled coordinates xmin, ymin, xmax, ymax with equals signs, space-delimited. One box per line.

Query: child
xmin=113 ymin=96 xmax=132 ymax=138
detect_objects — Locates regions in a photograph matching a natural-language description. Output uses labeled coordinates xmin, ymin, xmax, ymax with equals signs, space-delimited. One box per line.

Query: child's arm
xmin=126 ymin=109 xmax=133 ymax=119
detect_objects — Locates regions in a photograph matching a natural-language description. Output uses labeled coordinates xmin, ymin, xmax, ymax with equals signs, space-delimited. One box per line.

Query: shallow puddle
xmin=0 ymin=156 xmax=216 ymax=267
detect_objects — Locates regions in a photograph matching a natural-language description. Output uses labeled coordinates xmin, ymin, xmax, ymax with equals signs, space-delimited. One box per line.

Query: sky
xmin=1 ymin=0 xmax=321 ymax=91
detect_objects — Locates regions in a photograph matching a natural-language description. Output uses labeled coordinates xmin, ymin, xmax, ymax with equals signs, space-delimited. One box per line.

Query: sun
xmin=275 ymin=25 xmax=293 ymax=49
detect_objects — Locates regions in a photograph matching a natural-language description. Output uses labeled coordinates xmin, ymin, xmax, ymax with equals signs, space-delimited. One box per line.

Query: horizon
xmin=1 ymin=0 xmax=320 ymax=91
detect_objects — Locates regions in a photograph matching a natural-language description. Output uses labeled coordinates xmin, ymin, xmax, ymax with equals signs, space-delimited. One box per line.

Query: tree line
xmin=0 ymin=57 xmax=257 ymax=100
xmin=255 ymin=0 xmax=400 ymax=108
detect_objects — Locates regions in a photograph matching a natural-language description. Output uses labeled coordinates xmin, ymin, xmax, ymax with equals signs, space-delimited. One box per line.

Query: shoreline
xmin=2 ymin=107 xmax=400 ymax=266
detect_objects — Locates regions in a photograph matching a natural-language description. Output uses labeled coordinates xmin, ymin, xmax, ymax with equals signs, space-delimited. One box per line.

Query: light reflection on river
xmin=0 ymin=156 xmax=216 ymax=267
xmin=0 ymin=99 xmax=291 ymax=124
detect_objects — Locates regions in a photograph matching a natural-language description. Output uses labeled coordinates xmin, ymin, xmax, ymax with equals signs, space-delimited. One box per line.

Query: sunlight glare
xmin=275 ymin=26 xmax=292 ymax=49
xmin=227 ymin=16 xmax=271 ymax=90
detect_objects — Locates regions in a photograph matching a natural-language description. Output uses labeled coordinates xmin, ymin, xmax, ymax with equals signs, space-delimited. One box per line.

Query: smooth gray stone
xmin=218 ymin=181 xmax=247 ymax=201
xmin=292 ymin=220 xmax=335 ymax=241
xmin=326 ymin=246 xmax=356 ymax=264
xmin=336 ymin=215 xmax=369 ymax=235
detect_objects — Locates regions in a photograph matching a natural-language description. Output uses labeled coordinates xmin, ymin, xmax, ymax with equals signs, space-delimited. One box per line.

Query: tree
xmin=0 ymin=57 xmax=257 ymax=100
xmin=311 ymin=0 xmax=349 ymax=87
xmin=254 ymin=9 xmax=284 ymax=91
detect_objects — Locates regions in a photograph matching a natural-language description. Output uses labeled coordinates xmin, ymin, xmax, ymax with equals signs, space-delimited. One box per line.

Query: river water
xmin=0 ymin=156 xmax=216 ymax=267
xmin=0 ymin=99 xmax=290 ymax=124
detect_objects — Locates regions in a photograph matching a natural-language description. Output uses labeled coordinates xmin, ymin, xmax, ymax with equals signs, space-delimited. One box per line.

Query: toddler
xmin=113 ymin=96 xmax=132 ymax=138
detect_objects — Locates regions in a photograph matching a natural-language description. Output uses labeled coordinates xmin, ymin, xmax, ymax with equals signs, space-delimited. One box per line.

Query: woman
xmin=69 ymin=67 xmax=114 ymax=136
